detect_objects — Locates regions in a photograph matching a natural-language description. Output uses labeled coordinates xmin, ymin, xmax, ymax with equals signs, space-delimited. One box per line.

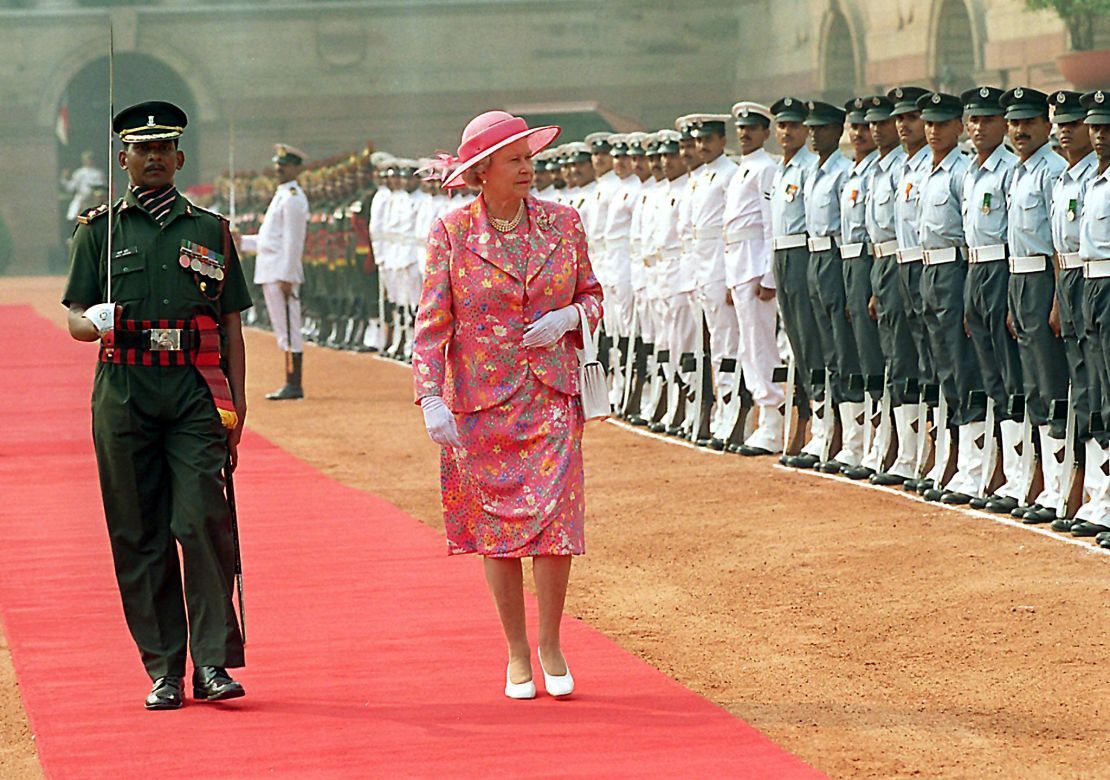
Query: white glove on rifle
xmin=420 ymin=396 xmax=461 ymax=448
xmin=522 ymin=305 xmax=580 ymax=348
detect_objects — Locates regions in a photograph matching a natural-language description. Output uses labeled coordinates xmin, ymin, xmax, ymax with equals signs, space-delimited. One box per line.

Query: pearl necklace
xmin=489 ymin=201 xmax=525 ymax=233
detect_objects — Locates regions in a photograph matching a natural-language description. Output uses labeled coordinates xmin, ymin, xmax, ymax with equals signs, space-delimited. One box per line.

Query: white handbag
xmin=574 ymin=303 xmax=610 ymax=421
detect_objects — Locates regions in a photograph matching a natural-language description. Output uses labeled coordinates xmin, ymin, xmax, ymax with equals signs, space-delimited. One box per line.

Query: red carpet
xmin=0 ymin=304 xmax=824 ymax=779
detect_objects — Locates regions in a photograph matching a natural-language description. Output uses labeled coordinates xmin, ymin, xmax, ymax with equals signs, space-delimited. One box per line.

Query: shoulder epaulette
xmin=76 ymin=204 xmax=109 ymax=225
xmin=192 ymin=204 xmax=230 ymax=223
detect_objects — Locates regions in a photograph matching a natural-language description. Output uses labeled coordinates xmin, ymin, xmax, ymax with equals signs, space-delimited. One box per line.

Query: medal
xmin=1068 ymin=198 xmax=1077 ymax=221
xmin=179 ymin=253 xmax=190 ymax=268
xmin=904 ymin=182 xmax=914 ymax=202
xmin=785 ymin=183 xmax=797 ymax=202
xmin=850 ymin=188 xmax=859 ymax=206
xmin=190 ymin=257 xmax=202 ymax=272
xmin=981 ymin=192 xmax=991 ymax=215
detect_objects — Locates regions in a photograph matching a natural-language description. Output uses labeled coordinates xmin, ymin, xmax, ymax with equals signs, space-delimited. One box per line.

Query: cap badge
xmin=807 ymin=101 xmax=815 ymax=110
xmin=1014 ymin=87 xmax=1024 ymax=99
xmin=854 ymin=98 xmax=863 ymax=109
xmin=740 ymin=108 xmax=749 ymax=117
xmin=147 ymin=115 xmax=155 ymax=126
xmin=980 ymin=87 xmax=990 ymax=99
xmin=932 ymin=94 xmax=941 ymax=104
xmin=784 ymin=98 xmax=793 ymax=107
xmin=895 ymin=88 xmax=904 ymax=98
xmin=872 ymin=97 xmax=881 ymax=106
xmin=1098 ymin=91 xmax=1106 ymax=104
xmin=1057 ymin=93 xmax=1067 ymax=103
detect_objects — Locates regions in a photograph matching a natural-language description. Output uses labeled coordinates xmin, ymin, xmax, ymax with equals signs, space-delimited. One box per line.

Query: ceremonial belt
xmin=923 ymin=247 xmax=960 ymax=266
xmin=896 ymin=247 xmax=924 ymax=264
xmin=1009 ymin=254 xmax=1048 ymax=274
xmin=807 ymin=235 xmax=835 ymax=253
xmin=967 ymin=244 xmax=1006 ymax=264
xmin=691 ymin=227 xmax=724 ymax=241
xmin=772 ymin=233 xmax=807 ymax=251
xmin=1059 ymin=251 xmax=1084 ymax=270
xmin=1084 ymin=258 xmax=1110 ymax=279
xmin=873 ymin=239 xmax=900 ymax=258
xmin=840 ymin=242 xmax=866 ymax=259
xmin=657 ymin=248 xmax=682 ymax=262
xmin=100 ymin=316 xmax=238 ymax=429
xmin=724 ymin=226 xmax=763 ymax=246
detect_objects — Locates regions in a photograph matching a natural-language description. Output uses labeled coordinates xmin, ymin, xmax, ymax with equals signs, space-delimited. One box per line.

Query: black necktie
xmin=131 ymin=185 xmax=177 ymax=225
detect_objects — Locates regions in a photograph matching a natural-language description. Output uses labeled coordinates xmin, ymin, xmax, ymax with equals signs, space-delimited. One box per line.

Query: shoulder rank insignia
xmin=76 ymin=204 xmax=109 ymax=225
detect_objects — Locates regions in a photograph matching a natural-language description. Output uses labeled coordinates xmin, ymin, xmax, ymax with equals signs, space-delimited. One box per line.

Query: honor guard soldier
xmin=625 ymin=133 xmax=662 ymax=422
xmin=914 ymin=91 xmax=986 ymax=504
xmin=686 ymin=114 xmax=740 ymax=447
xmin=838 ymin=98 xmax=885 ymax=478
xmin=802 ymin=100 xmax=864 ymax=472
xmin=863 ymin=95 xmax=923 ymax=486
xmin=768 ymin=97 xmax=823 ymax=467
xmin=583 ymin=132 xmax=619 ymax=262
xmin=241 ymin=143 xmax=309 ymax=399
xmin=634 ymin=132 xmax=669 ymax=423
xmin=723 ymin=102 xmax=784 ymax=456
xmin=887 ymin=85 xmax=933 ymax=493
xmin=63 ymin=101 xmax=249 ymax=709
xmin=1071 ymin=90 xmax=1110 ymax=546
xmin=601 ymin=133 xmax=642 ymax=406
xmin=958 ymin=87 xmax=1024 ymax=511
xmin=1047 ymin=90 xmax=1103 ymax=530
xmin=1001 ymin=87 xmax=1070 ymax=521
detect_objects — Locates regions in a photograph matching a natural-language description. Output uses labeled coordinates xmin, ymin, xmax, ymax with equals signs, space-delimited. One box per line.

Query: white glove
xmin=84 ymin=302 xmax=116 ymax=335
xmin=522 ymin=305 xmax=580 ymax=348
xmin=420 ymin=396 xmax=461 ymax=448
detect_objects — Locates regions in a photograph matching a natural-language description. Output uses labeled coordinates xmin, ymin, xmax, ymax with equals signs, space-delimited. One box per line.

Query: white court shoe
xmin=538 ymin=648 xmax=574 ymax=697
xmin=504 ymin=665 xmax=536 ymax=700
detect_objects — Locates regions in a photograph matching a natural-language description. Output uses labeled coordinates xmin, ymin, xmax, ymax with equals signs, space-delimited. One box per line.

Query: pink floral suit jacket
xmin=412 ymin=195 xmax=604 ymax=413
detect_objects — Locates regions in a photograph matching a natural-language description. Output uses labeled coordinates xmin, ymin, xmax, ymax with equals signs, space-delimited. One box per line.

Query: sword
xmin=224 ymin=454 xmax=246 ymax=644
xmin=106 ymin=23 xmax=115 ymax=305
xmin=228 ymin=114 xmax=237 ymax=228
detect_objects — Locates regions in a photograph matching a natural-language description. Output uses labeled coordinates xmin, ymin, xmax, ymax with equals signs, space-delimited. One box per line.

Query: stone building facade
xmin=0 ymin=0 xmax=1077 ymax=273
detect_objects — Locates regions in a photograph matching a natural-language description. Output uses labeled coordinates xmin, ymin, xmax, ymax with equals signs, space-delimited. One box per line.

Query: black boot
xmin=267 ymin=353 xmax=304 ymax=400
xmin=192 ymin=666 xmax=245 ymax=701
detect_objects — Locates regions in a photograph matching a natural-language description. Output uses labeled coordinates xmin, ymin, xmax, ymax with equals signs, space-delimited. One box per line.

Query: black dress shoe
xmin=192 ymin=666 xmax=245 ymax=702
xmin=649 ymin=422 xmax=667 ymax=433
xmin=843 ymin=465 xmax=875 ymax=480
xmin=1022 ymin=506 xmax=1057 ymax=524
xmin=145 ymin=676 xmax=184 ymax=710
xmin=1011 ymin=504 xmax=1033 ymax=518
xmin=737 ymin=444 xmax=773 ymax=456
xmin=1051 ymin=516 xmax=1079 ymax=533
xmin=1100 ymin=536 xmax=1110 ymax=549
xmin=870 ymin=472 xmax=908 ymax=486
xmin=708 ymin=437 xmax=726 ymax=451
xmin=922 ymin=488 xmax=944 ymax=501
xmin=1071 ymin=521 xmax=1110 ymax=537
xmin=628 ymin=416 xmax=648 ymax=427
xmin=1096 ymin=531 xmax=1110 ymax=543
xmin=985 ymin=496 xmax=1019 ymax=514
xmin=818 ymin=460 xmax=845 ymax=474
xmin=787 ymin=453 xmax=820 ymax=469
xmin=941 ymin=491 xmax=973 ymax=505
xmin=915 ymin=479 xmax=934 ymax=495
xmin=969 ymin=495 xmax=995 ymax=510
xmin=902 ymin=478 xmax=922 ymax=492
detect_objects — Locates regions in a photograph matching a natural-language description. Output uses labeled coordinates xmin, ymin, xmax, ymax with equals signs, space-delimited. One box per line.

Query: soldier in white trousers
xmin=242 ymin=143 xmax=310 ymax=400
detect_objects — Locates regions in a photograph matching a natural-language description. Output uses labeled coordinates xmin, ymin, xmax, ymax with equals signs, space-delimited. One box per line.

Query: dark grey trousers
xmin=1082 ymin=275 xmax=1110 ymax=445
xmin=1056 ymin=267 xmax=1096 ymax=442
xmin=1009 ymin=268 xmax=1068 ymax=436
xmin=807 ymin=247 xmax=862 ymax=402
xmin=897 ymin=260 xmax=934 ymax=383
xmin=965 ymin=261 xmax=1023 ymax=421
xmin=921 ymin=260 xmax=985 ymax=425
xmin=773 ymin=246 xmax=823 ymax=407
xmin=842 ymin=250 xmax=885 ymax=393
xmin=871 ymin=253 xmax=919 ymax=406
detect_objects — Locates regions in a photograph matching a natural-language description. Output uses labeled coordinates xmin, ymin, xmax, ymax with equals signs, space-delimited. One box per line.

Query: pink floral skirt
xmin=440 ymin=373 xmax=585 ymax=557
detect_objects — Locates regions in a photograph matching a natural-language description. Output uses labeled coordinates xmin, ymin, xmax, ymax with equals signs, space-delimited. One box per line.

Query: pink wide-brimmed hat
xmin=441 ymin=110 xmax=561 ymax=189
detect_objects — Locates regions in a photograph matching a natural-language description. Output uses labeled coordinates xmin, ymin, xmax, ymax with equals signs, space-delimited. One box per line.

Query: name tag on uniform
xmin=113 ymin=246 xmax=139 ymax=259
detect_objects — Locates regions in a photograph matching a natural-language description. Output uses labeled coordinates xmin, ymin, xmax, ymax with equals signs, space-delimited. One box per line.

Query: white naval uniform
xmin=671 ymin=167 xmax=702 ymax=386
xmin=723 ymin=147 xmax=782 ymax=408
xmin=601 ymin=173 xmax=642 ymax=339
xmin=244 ymin=179 xmax=309 ymax=352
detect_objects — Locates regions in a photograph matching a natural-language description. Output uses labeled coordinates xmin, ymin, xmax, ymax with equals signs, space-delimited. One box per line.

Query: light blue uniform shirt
xmin=1079 ymin=163 xmax=1110 ymax=260
xmin=962 ymin=143 xmax=1018 ymax=249
xmin=840 ymin=150 xmax=878 ymax=245
xmin=803 ymin=151 xmax=852 ymax=238
xmin=1008 ymin=141 xmax=1067 ymax=258
xmin=1052 ymin=150 xmax=1097 ymax=254
xmin=895 ymin=145 xmax=931 ymax=250
xmin=865 ymin=146 xmax=906 ymax=244
xmin=917 ymin=147 xmax=970 ymax=250
xmin=770 ymin=147 xmax=818 ymax=238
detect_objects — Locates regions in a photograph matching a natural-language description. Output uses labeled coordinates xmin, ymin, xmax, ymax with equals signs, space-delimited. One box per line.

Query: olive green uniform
xmin=62 ymin=189 xmax=252 ymax=680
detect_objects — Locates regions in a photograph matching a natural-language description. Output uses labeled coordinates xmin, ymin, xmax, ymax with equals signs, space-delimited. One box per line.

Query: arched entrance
xmin=932 ymin=0 xmax=977 ymax=93
xmin=57 ymin=52 xmax=198 ymax=226
xmin=821 ymin=5 xmax=858 ymax=99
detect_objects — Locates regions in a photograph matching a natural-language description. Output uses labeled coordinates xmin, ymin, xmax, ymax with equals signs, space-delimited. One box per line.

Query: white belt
xmin=1009 ymin=254 xmax=1048 ymax=274
xmin=691 ymin=227 xmax=723 ymax=241
xmin=807 ymin=235 xmax=834 ymax=252
xmin=658 ymin=248 xmax=681 ymax=262
xmin=840 ymin=242 xmax=866 ymax=259
xmin=923 ymin=247 xmax=959 ymax=266
xmin=772 ymin=233 xmax=807 ymax=251
xmin=724 ymin=226 xmax=763 ymax=245
xmin=1059 ymin=252 xmax=1083 ymax=270
xmin=1085 ymin=258 xmax=1110 ymax=279
xmin=968 ymin=244 xmax=1006 ymax=264
xmin=896 ymin=247 xmax=923 ymax=264
xmin=873 ymin=239 xmax=900 ymax=258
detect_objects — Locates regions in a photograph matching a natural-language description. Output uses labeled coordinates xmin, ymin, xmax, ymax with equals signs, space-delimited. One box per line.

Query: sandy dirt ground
xmin=3 ymin=276 xmax=1108 ymax=779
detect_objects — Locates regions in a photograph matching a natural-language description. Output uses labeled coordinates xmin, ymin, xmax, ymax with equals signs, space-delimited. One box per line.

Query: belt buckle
xmin=148 ymin=328 xmax=182 ymax=351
